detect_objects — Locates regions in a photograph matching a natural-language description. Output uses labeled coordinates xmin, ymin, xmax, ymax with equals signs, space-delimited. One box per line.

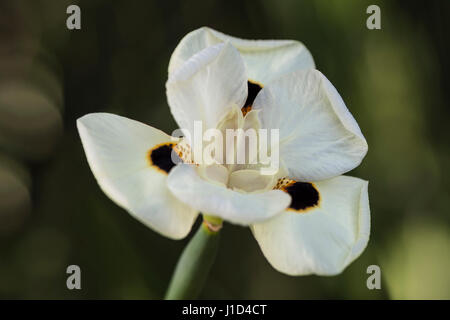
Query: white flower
xmin=77 ymin=27 xmax=370 ymax=276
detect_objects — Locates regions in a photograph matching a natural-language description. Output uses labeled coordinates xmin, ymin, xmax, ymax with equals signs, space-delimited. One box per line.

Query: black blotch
xmin=242 ymin=81 xmax=263 ymax=108
xmin=150 ymin=144 xmax=180 ymax=173
xmin=285 ymin=182 xmax=320 ymax=211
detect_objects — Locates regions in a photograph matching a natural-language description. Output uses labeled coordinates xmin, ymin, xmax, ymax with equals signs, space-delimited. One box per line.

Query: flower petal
xmin=197 ymin=164 xmax=229 ymax=187
xmin=77 ymin=113 xmax=198 ymax=239
xmin=228 ymin=169 xmax=275 ymax=193
xmin=169 ymin=27 xmax=315 ymax=85
xmin=251 ymin=175 xmax=370 ymax=276
xmin=166 ymin=42 xmax=248 ymax=142
xmin=253 ymin=69 xmax=368 ymax=182
xmin=167 ymin=164 xmax=290 ymax=225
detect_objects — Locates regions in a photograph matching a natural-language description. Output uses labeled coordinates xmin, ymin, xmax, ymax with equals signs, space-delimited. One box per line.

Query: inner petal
xmin=212 ymin=104 xmax=263 ymax=173
xmin=228 ymin=169 xmax=275 ymax=193
xmin=197 ymin=164 xmax=229 ymax=187
xmin=215 ymin=106 xmax=244 ymax=168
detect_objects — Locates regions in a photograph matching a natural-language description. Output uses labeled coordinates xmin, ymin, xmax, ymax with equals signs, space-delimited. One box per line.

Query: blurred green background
xmin=0 ymin=0 xmax=449 ymax=299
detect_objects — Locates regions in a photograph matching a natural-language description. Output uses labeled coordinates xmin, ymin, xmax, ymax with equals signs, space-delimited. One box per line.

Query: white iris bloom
xmin=77 ymin=27 xmax=370 ymax=276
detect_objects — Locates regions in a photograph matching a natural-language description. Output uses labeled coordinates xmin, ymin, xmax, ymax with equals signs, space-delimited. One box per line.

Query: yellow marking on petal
xmin=241 ymin=105 xmax=252 ymax=116
xmin=248 ymin=78 xmax=264 ymax=88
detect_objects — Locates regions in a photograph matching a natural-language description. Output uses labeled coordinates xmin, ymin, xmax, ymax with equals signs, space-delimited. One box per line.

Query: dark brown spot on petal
xmin=274 ymin=178 xmax=320 ymax=213
xmin=241 ymin=80 xmax=263 ymax=116
xmin=285 ymin=182 xmax=320 ymax=212
xmin=147 ymin=143 xmax=181 ymax=174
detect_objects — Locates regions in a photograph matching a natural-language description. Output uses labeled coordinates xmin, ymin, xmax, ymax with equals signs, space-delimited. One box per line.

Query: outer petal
xmin=77 ymin=113 xmax=198 ymax=240
xmin=253 ymin=69 xmax=368 ymax=182
xmin=167 ymin=164 xmax=291 ymax=226
xmin=251 ymin=176 xmax=370 ymax=276
xmin=166 ymin=42 xmax=247 ymax=142
xmin=168 ymin=27 xmax=315 ymax=85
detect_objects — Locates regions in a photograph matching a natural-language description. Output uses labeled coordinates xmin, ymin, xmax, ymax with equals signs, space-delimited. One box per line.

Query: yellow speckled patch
xmin=173 ymin=142 xmax=195 ymax=164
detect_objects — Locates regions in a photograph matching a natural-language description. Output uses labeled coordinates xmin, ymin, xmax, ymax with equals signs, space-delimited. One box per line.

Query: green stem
xmin=165 ymin=218 xmax=221 ymax=299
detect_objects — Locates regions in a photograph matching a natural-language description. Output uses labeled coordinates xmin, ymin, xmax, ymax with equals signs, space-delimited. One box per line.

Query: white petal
xmin=228 ymin=169 xmax=275 ymax=193
xmin=253 ymin=69 xmax=368 ymax=182
xmin=166 ymin=42 xmax=248 ymax=142
xmin=197 ymin=164 xmax=229 ymax=187
xmin=169 ymin=27 xmax=315 ymax=84
xmin=77 ymin=113 xmax=198 ymax=239
xmin=251 ymin=176 xmax=370 ymax=276
xmin=167 ymin=164 xmax=290 ymax=225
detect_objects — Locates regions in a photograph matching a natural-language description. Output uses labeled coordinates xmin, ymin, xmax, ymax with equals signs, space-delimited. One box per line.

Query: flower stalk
xmin=165 ymin=216 xmax=222 ymax=299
